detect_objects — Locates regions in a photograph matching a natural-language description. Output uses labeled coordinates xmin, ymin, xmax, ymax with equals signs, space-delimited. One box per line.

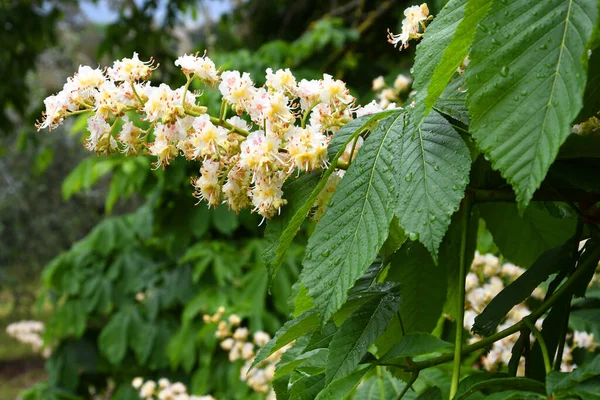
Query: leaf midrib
xmin=320 ymin=114 xmax=404 ymax=316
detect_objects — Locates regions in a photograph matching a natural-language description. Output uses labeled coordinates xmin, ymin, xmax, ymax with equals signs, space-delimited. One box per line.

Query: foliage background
xmin=0 ymin=0 xmax=422 ymax=397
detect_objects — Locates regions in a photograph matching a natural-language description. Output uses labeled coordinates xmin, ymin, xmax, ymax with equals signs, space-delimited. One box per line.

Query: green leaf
xmin=417 ymin=387 xmax=443 ymax=400
xmin=465 ymin=0 xmax=599 ymax=209
xmin=275 ymin=348 xmax=329 ymax=379
xmin=316 ymin=365 xmax=373 ymax=400
xmin=473 ymin=242 xmax=572 ymax=336
xmin=128 ymin=310 xmax=156 ymax=365
xmin=381 ymin=218 xmax=407 ymax=263
xmin=547 ymin=355 xmax=600 ymax=395
xmin=264 ymin=171 xmax=322 ymax=281
xmin=98 ymin=311 xmax=130 ymax=365
xmin=327 ymin=110 xmax=401 ymax=159
xmin=380 ymin=333 xmax=453 ymax=363
xmin=251 ymin=310 xmax=319 ymax=368
xmin=396 ymin=110 xmax=471 ymax=259
xmin=300 ymin=113 xmax=405 ymax=323
xmin=575 ymin=42 xmax=600 ymax=123
xmin=289 ymin=374 xmax=326 ymax=400
xmin=478 ymin=202 xmax=576 ymax=267
xmin=412 ymin=0 xmax=492 ymax=126
xmin=454 ymin=374 xmax=546 ymax=400
xmin=387 ymin=242 xmax=447 ymax=333
xmin=481 ymin=391 xmax=546 ymax=400
xmin=353 ymin=370 xmax=413 ymax=400
xmin=326 ymin=290 xmax=402 ymax=383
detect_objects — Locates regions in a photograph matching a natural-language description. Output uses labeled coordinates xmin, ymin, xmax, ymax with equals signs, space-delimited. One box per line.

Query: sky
xmin=79 ymin=0 xmax=232 ymax=27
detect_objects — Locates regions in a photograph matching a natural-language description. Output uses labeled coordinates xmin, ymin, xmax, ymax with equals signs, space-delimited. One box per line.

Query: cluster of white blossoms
xmin=6 ymin=320 xmax=51 ymax=358
xmin=205 ymin=308 xmax=285 ymax=400
xmin=37 ymin=51 xmax=392 ymax=219
xmin=132 ymin=377 xmax=214 ymax=400
xmin=387 ymin=3 xmax=431 ymax=50
xmin=371 ymin=74 xmax=414 ymax=108
xmin=464 ymin=252 xmax=597 ymax=374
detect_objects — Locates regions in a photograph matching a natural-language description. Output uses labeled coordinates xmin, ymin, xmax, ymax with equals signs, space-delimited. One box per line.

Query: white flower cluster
xmin=205 ymin=308 xmax=285 ymax=400
xmin=388 ymin=3 xmax=431 ymax=50
xmin=131 ymin=377 xmax=214 ymax=400
xmin=464 ymin=252 xmax=597 ymax=374
xmin=370 ymin=74 xmax=413 ymax=109
xmin=6 ymin=320 xmax=51 ymax=358
xmin=37 ymin=51 xmax=390 ymax=219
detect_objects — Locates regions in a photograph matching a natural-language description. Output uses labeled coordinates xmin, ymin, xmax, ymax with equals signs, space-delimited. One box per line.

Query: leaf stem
xmin=449 ymin=194 xmax=473 ymax=399
xmin=523 ymin=318 xmax=551 ymax=374
xmin=181 ymin=75 xmax=194 ymax=106
xmin=397 ymin=371 xmax=418 ymax=400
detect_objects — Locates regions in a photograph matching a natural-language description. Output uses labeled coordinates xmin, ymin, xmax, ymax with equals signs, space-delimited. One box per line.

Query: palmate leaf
xmin=411 ymin=0 xmax=492 ymax=127
xmin=299 ymin=113 xmax=405 ymax=323
xmin=387 ymin=242 xmax=447 ymax=334
xmin=264 ymin=110 xmax=400 ymax=283
xmin=465 ymin=0 xmax=599 ymax=209
xmin=396 ymin=110 xmax=471 ymax=259
xmin=325 ymin=290 xmax=402 ymax=384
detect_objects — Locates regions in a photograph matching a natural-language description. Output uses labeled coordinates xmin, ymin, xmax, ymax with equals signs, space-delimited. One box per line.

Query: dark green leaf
xmin=473 ymin=242 xmax=572 ymax=336
xmin=396 ymin=110 xmax=471 ymax=259
xmin=98 ymin=311 xmax=130 ymax=365
xmin=388 ymin=242 xmax=447 ymax=333
xmin=289 ymin=374 xmax=326 ymax=400
xmin=353 ymin=370 xmax=413 ymax=400
xmin=478 ymin=202 xmax=576 ymax=267
xmin=251 ymin=310 xmax=319 ymax=368
xmin=380 ymin=333 xmax=453 ymax=363
xmin=455 ymin=374 xmax=545 ymax=400
xmin=316 ymin=365 xmax=373 ymax=400
xmin=326 ymin=290 xmax=401 ymax=383
xmin=466 ymin=0 xmax=599 ymax=209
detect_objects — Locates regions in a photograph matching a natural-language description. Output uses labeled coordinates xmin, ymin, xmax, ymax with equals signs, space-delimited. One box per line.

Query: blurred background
xmin=0 ymin=0 xmax=443 ymax=398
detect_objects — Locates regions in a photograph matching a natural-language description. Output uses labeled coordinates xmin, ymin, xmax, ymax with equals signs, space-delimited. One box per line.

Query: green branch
xmin=450 ymin=194 xmax=473 ymax=399
xmin=379 ymin=240 xmax=600 ymax=373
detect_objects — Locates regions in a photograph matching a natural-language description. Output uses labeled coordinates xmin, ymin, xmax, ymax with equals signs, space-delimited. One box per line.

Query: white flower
xmin=108 ymin=52 xmax=154 ymax=82
xmin=233 ymin=327 xmax=249 ymax=341
xmin=192 ymin=158 xmax=222 ymax=206
xmin=284 ymin=126 xmax=329 ymax=171
xmin=158 ymin=378 xmax=171 ymax=388
xmin=175 ymin=53 xmax=220 ymax=86
xmin=465 ymin=273 xmax=480 ymax=292
xmin=221 ymin=338 xmax=235 ymax=351
xmin=372 ymin=76 xmax=386 ymax=91
xmin=132 ymin=377 xmax=144 ymax=389
xmin=253 ymin=331 xmax=271 ymax=347
xmin=241 ymin=342 xmax=255 ymax=360
xmin=355 ymin=100 xmax=383 ymax=118
xmin=239 ymin=130 xmax=282 ymax=172
xmin=319 ymin=74 xmax=353 ymax=106
xmin=73 ymin=65 xmax=105 ymax=89
xmin=573 ymin=331 xmax=595 ymax=350
xmin=388 ymin=3 xmax=430 ymax=51
xmin=171 ymin=382 xmax=187 ymax=394
xmin=219 ymin=70 xmax=255 ymax=108
xmin=85 ymin=114 xmax=110 ymax=152
xmin=265 ymin=68 xmax=297 ymax=96
xmin=393 ymin=74 xmax=412 ymax=92
xmin=140 ymin=380 xmax=157 ymax=397
xmin=228 ymin=314 xmax=242 ymax=326
xmin=38 ymin=92 xmax=69 ymax=130
xmin=297 ymin=79 xmax=321 ymax=111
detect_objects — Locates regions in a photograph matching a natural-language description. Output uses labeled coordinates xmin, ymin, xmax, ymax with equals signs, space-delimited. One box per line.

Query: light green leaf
xmin=396 ymin=110 xmax=471 ymax=259
xmin=98 ymin=311 xmax=130 ymax=365
xmin=412 ymin=0 xmax=492 ymax=126
xmin=455 ymin=373 xmax=545 ymax=400
xmin=466 ymin=0 xmax=599 ymax=209
xmin=275 ymin=348 xmax=329 ymax=379
xmin=326 ymin=290 xmax=402 ymax=383
xmin=251 ymin=310 xmax=319 ymax=368
xmin=300 ymin=113 xmax=405 ymax=323
xmin=264 ymin=172 xmax=322 ymax=282
xmin=381 ymin=333 xmax=453 ymax=363
xmin=387 ymin=242 xmax=447 ymax=334
xmin=478 ymin=202 xmax=576 ymax=267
